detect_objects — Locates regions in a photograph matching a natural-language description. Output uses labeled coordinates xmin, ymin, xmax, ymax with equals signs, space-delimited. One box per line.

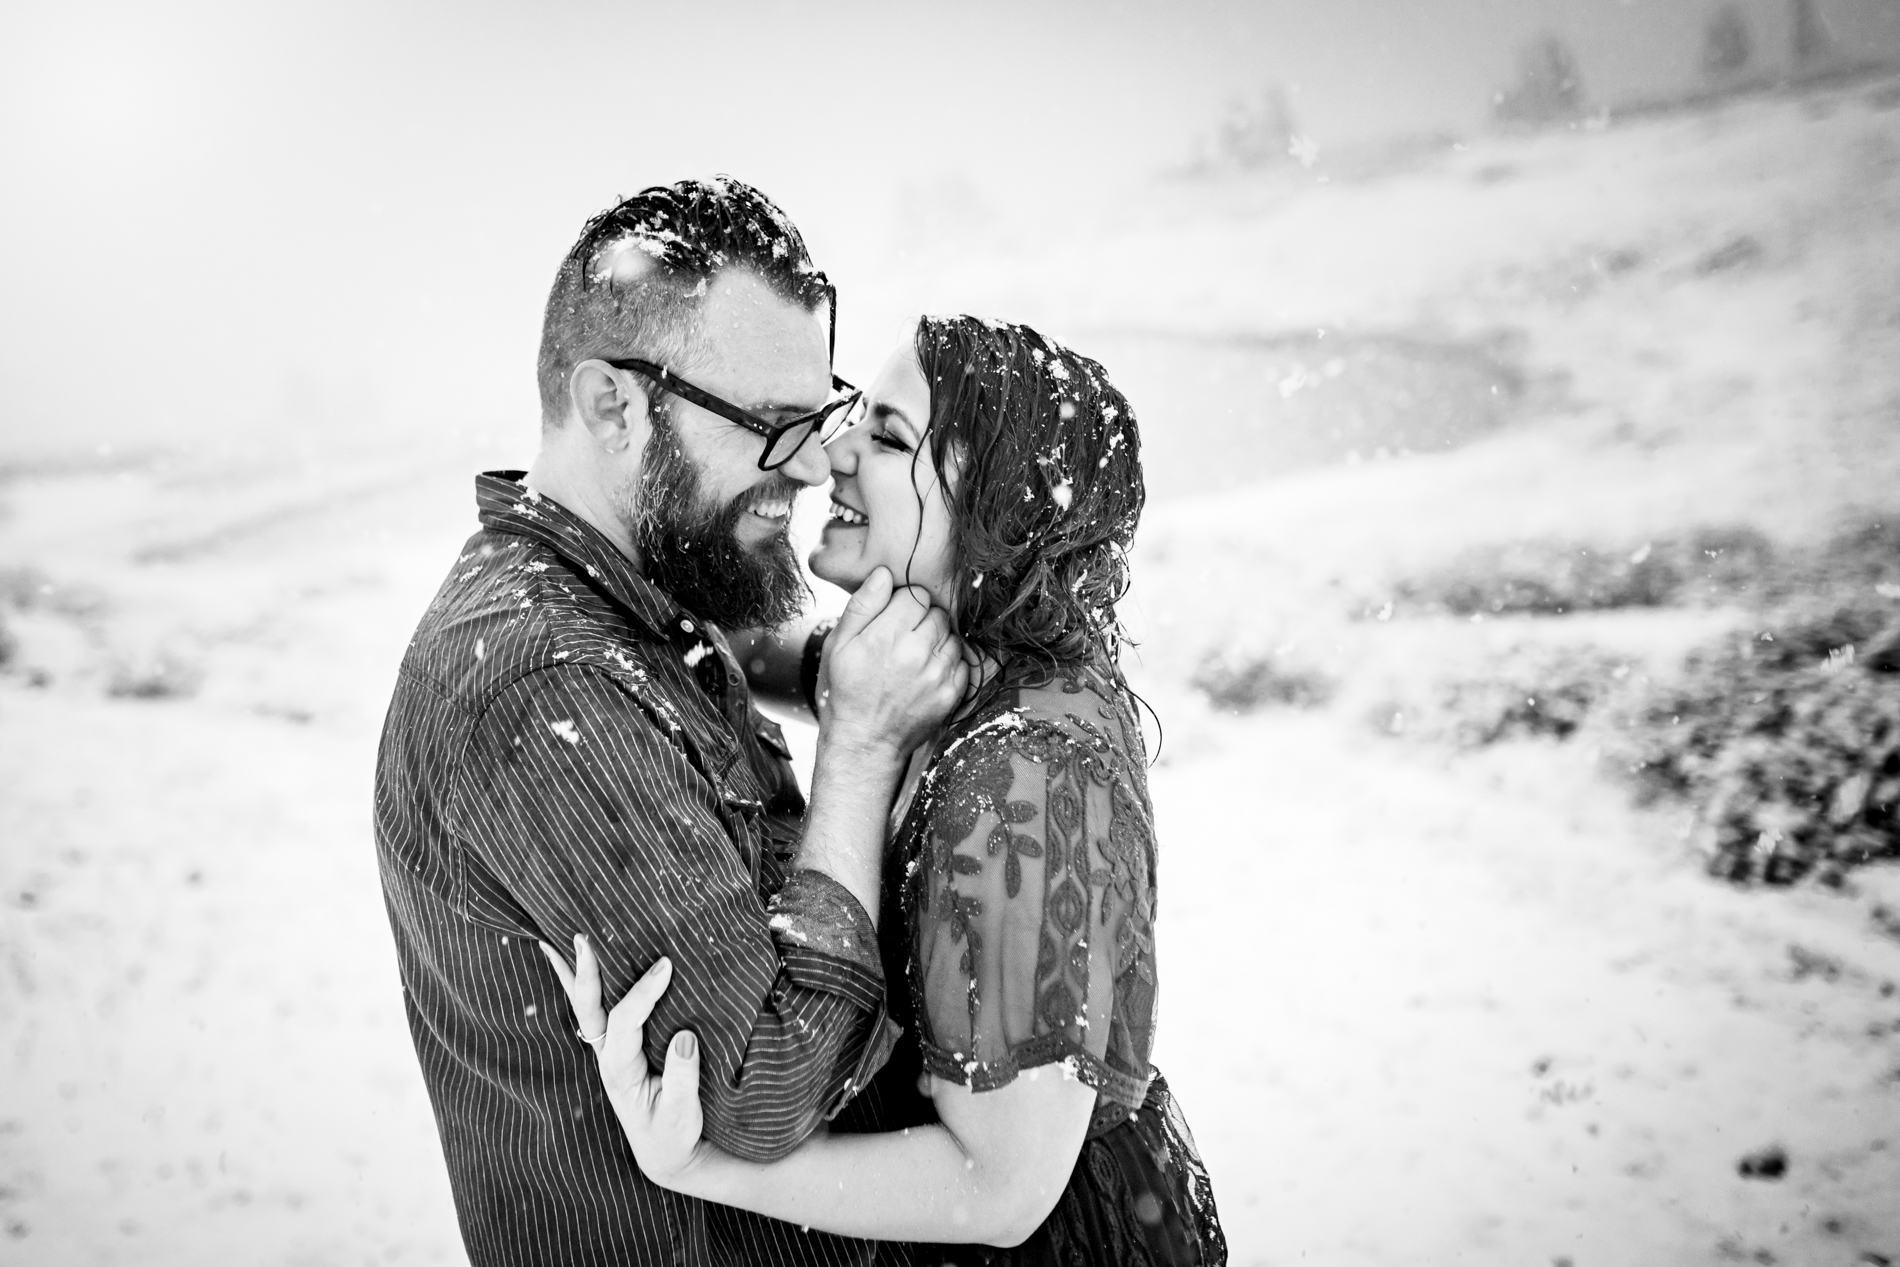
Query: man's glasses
xmin=603 ymin=279 xmax=859 ymax=472
xmin=603 ymin=358 xmax=861 ymax=471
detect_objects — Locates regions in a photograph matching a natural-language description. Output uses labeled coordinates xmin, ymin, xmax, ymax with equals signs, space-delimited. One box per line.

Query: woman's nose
xmin=823 ymin=426 xmax=860 ymax=477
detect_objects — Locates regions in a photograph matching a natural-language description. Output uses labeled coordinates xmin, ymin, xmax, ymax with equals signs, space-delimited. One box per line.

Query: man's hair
xmin=535 ymin=176 xmax=831 ymax=426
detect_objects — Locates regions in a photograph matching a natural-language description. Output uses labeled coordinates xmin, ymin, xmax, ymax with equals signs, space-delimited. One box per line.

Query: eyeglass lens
xmin=820 ymin=395 xmax=865 ymax=444
xmin=763 ymin=393 xmax=863 ymax=469
xmin=763 ymin=419 xmax=819 ymax=470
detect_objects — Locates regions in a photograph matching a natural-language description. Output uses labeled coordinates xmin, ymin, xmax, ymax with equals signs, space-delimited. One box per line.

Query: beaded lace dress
xmin=852 ymin=660 xmax=1226 ymax=1267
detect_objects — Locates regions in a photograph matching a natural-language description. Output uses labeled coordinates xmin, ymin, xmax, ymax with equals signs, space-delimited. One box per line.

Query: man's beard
xmin=620 ymin=414 xmax=808 ymax=631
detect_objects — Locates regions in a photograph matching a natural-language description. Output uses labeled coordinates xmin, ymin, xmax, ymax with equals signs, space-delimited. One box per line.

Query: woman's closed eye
xmin=873 ymin=427 xmax=913 ymax=454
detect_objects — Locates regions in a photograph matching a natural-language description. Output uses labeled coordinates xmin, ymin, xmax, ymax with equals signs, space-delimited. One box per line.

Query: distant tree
xmin=1789 ymin=0 xmax=1834 ymax=68
xmin=1701 ymin=5 xmax=1754 ymax=77
xmin=1493 ymin=35 xmax=1587 ymax=126
xmin=1213 ymin=84 xmax=1297 ymax=169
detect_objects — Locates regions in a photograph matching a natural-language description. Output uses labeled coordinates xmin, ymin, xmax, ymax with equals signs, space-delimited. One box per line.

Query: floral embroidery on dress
xmin=897 ymin=662 xmax=1159 ymax=1111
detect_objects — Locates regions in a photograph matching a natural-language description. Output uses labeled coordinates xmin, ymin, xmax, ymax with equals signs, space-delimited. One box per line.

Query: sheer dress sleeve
xmin=908 ymin=706 xmax=1159 ymax=1110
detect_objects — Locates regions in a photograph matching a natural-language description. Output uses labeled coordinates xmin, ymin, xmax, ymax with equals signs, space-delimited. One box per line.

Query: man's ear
xmin=569 ymin=359 xmax=651 ymax=454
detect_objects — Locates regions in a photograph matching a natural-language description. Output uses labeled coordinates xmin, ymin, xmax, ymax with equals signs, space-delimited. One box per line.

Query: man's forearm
xmin=793 ymin=728 xmax=903 ymax=925
xmin=693 ymin=977 xmax=891 ymax=1162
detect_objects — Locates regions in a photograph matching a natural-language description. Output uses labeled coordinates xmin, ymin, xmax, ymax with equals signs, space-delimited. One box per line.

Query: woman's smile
xmin=807 ymin=339 xmax=957 ymax=607
xmin=825 ymin=497 xmax=869 ymax=528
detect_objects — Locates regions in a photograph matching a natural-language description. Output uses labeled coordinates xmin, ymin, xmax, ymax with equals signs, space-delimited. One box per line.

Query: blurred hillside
xmin=6 ymin=0 xmax=1900 ymax=469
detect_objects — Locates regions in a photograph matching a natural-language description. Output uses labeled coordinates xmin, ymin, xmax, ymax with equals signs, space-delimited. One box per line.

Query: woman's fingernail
xmin=675 ymin=1032 xmax=696 ymax=1059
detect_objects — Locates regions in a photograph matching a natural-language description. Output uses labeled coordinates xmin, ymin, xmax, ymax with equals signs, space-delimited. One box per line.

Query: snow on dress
xmin=847 ymin=661 xmax=1226 ymax=1267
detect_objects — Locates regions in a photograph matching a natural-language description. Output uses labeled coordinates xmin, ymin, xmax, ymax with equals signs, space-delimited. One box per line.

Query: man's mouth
xmin=827 ymin=499 xmax=868 ymax=528
xmin=747 ymin=497 xmax=794 ymax=521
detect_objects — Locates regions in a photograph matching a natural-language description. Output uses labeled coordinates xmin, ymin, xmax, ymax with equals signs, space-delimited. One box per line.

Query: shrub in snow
xmin=1383 ymin=526 xmax=1778 ymax=618
xmin=1694 ymin=234 xmax=1767 ymax=275
xmin=1432 ymin=646 xmax=1634 ymax=747
xmin=1191 ymin=645 xmax=1334 ymax=713
xmin=1381 ymin=518 xmax=1900 ymax=621
xmin=1493 ymin=36 xmax=1588 ymax=127
xmin=1207 ymin=85 xmax=1299 ymax=171
xmin=1790 ymin=0 xmax=1834 ymax=68
xmin=106 ymin=652 xmax=203 ymax=701
xmin=1702 ymin=6 xmax=1754 ymax=78
xmin=1372 ymin=644 xmax=1634 ymax=748
xmin=1619 ymin=598 xmax=1900 ymax=885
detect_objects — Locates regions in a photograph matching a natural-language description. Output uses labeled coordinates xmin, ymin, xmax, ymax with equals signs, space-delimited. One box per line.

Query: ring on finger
xmin=577 ymin=1026 xmax=608 ymax=1049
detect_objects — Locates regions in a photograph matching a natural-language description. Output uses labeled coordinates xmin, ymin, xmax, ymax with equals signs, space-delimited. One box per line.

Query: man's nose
xmin=777 ymin=430 xmax=832 ymax=488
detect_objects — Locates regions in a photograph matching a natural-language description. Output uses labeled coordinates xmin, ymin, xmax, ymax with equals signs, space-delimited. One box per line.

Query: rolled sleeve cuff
xmin=767 ymin=868 xmax=883 ymax=993
xmin=768 ymin=868 xmax=901 ymax=1119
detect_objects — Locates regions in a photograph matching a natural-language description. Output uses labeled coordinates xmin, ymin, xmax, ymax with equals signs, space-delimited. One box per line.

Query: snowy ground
xmin=4 ymin=73 xmax=1900 ymax=1265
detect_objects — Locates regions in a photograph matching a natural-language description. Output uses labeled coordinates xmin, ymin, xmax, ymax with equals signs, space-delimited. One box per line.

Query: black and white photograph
xmin=3 ymin=1 xmax=1900 ymax=1263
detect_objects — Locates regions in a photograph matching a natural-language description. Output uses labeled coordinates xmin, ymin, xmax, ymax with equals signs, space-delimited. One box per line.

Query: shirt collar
xmin=474 ymin=470 xmax=709 ymax=645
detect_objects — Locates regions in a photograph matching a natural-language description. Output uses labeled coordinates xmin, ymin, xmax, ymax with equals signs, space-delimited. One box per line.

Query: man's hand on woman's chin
xmin=539 ymin=934 xmax=707 ymax=1190
xmin=818 ymin=565 xmax=968 ymax=757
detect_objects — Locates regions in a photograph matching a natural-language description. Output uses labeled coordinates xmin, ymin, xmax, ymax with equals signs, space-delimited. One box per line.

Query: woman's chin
xmin=807 ymin=546 xmax=866 ymax=595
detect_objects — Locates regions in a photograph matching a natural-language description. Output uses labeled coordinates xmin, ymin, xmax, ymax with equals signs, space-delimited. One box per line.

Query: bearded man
xmin=373 ymin=177 xmax=966 ymax=1267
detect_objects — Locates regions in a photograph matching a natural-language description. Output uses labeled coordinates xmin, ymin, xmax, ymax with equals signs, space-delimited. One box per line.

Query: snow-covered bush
xmin=1382 ymin=526 xmax=1778 ymax=617
xmin=1702 ymin=6 xmax=1753 ymax=78
xmin=0 ymin=569 xmax=30 ymax=670
xmin=1204 ymin=84 xmax=1300 ymax=171
xmin=1381 ymin=518 xmax=1900 ymax=620
xmin=1620 ymin=599 xmax=1900 ymax=884
xmin=1374 ymin=644 xmax=1633 ymax=747
xmin=1433 ymin=646 xmax=1633 ymax=746
xmin=1493 ymin=36 xmax=1588 ymax=126
xmin=1791 ymin=0 xmax=1835 ymax=69
xmin=1192 ymin=645 xmax=1334 ymax=713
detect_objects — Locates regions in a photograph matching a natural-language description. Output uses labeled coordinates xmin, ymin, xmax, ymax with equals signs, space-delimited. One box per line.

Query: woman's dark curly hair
xmin=912 ymin=315 xmax=1145 ymax=678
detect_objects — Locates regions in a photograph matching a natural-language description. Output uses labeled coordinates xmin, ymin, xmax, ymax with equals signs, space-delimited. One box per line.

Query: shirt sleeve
xmin=454 ymin=663 xmax=896 ymax=1162
xmin=910 ymin=718 xmax=1156 ymax=1097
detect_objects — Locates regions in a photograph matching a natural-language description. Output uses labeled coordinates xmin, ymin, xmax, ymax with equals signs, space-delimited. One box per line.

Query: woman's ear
xmin=569 ymin=360 xmax=650 ymax=454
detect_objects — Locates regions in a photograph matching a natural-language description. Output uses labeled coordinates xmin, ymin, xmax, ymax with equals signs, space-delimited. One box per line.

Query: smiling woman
xmin=812 ymin=337 xmax=960 ymax=604
xmin=547 ymin=315 xmax=1227 ymax=1266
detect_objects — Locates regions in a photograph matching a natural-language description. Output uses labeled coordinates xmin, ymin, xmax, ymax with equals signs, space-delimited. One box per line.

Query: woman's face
xmin=809 ymin=341 xmax=957 ymax=606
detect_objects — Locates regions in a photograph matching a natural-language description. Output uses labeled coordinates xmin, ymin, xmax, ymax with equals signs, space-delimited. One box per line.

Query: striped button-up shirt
xmin=375 ymin=472 xmax=896 ymax=1267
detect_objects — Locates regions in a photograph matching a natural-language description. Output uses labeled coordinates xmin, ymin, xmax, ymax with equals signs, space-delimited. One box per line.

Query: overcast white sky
xmin=2 ymin=0 xmax=1895 ymax=463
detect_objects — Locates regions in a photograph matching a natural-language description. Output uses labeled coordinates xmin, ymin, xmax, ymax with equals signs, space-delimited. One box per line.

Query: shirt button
xmin=680 ymin=619 xmax=695 ymax=633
